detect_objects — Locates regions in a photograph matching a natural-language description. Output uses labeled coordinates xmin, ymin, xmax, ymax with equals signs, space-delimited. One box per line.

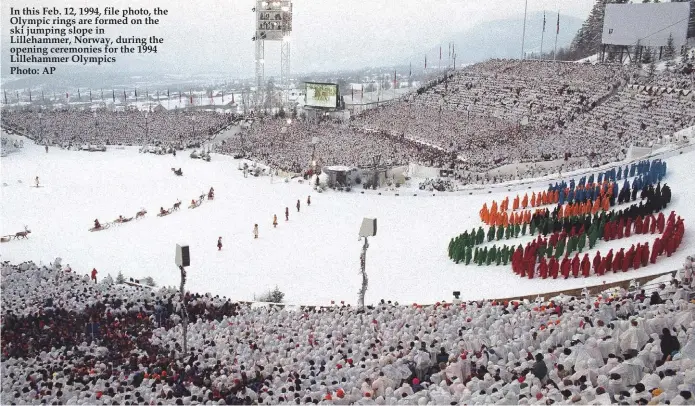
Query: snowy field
xmin=1 ymin=139 xmax=693 ymax=306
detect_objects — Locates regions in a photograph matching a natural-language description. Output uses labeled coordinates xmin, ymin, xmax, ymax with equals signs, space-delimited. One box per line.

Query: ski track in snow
xmin=1 ymin=141 xmax=692 ymax=306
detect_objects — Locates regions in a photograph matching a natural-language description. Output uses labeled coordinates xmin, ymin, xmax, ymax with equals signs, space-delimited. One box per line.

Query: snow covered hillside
xmin=1 ymin=140 xmax=692 ymax=305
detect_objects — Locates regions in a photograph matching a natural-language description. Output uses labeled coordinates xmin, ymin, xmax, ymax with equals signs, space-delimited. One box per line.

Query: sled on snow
xmin=113 ymin=217 xmax=134 ymax=224
xmin=89 ymin=224 xmax=110 ymax=232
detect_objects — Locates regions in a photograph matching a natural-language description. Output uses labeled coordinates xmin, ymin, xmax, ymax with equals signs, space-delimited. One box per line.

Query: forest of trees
xmin=552 ymin=0 xmax=695 ymax=62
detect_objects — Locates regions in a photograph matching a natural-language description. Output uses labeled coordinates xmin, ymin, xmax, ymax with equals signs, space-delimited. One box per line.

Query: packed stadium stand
xmin=1 ymin=259 xmax=694 ymax=405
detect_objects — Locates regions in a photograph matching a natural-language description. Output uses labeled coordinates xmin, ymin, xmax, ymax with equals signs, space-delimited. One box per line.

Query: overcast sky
xmin=2 ymin=0 xmax=594 ymax=78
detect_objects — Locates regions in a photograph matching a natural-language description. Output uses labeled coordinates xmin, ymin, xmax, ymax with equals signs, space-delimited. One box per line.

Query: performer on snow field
xmin=296 ymin=199 xmax=300 ymax=212
xmin=273 ymin=214 xmax=278 ymax=228
xmin=91 ymin=268 xmax=98 ymax=283
xmin=94 ymin=219 xmax=101 ymax=229
xmin=35 ymin=176 xmax=39 ymax=187
xmin=307 ymin=196 xmax=311 ymax=206
xmin=285 ymin=207 xmax=289 ymax=221
xmin=217 ymin=237 xmax=223 ymax=251
xmin=253 ymin=224 xmax=259 ymax=239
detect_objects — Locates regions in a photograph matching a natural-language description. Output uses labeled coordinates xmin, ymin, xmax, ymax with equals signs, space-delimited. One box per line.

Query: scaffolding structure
xmin=253 ymin=0 xmax=292 ymax=110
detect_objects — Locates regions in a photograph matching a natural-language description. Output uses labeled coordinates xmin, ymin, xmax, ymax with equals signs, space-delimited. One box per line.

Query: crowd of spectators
xmin=0 ymin=110 xmax=236 ymax=150
xmin=2 ymin=59 xmax=694 ymax=188
xmin=1 ymin=258 xmax=694 ymax=405
xmin=212 ymin=59 xmax=693 ymax=184
xmin=215 ymin=119 xmax=448 ymax=173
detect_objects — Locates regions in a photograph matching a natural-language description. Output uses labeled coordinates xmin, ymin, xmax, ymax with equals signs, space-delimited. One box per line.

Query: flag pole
xmin=439 ymin=44 xmax=442 ymax=72
xmin=540 ymin=11 xmax=546 ymax=60
xmin=521 ymin=0 xmax=528 ymax=60
xmin=554 ymin=11 xmax=560 ymax=61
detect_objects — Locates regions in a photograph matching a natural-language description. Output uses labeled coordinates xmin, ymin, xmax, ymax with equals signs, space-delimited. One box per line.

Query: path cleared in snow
xmin=1 ymin=141 xmax=692 ymax=306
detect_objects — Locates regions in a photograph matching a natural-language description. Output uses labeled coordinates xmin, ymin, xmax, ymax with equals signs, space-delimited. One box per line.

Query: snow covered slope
xmin=1 ymin=141 xmax=692 ymax=305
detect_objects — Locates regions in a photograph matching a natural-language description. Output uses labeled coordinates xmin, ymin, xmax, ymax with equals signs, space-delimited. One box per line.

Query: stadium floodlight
xmin=175 ymin=244 xmax=190 ymax=356
xmin=358 ymin=218 xmax=377 ymax=309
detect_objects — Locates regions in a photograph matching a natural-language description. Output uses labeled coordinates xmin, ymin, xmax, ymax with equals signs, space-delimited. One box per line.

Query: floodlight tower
xmin=253 ymin=0 xmax=293 ymax=109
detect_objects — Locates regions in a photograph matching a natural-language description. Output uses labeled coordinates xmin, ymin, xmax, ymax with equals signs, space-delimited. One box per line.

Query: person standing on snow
xmin=285 ymin=207 xmax=289 ymax=221
xmin=307 ymin=195 xmax=311 ymax=206
xmin=273 ymin=215 xmax=278 ymax=228
xmin=253 ymin=224 xmax=259 ymax=239
xmin=217 ymin=237 xmax=223 ymax=251
xmin=296 ymin=199 xmax=300 ymax=212
xmin=35 ymin=176 xmax=39 ymax=187
xmin=91 ymin=268 xmax=98 ymax=283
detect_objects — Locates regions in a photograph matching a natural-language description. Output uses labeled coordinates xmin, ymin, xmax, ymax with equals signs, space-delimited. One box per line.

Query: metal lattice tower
xmin=255 ymin=39 xmax=265 ymax=109
xmin=253 ymin=0 xmax=292 ymax=110
xmin=281 ymin=37 xmax=291 ymax=104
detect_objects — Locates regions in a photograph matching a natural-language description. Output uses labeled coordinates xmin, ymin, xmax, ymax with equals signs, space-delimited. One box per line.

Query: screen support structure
xmin=281 ymin=38 xmax=291 ymax=105
xmin=253 ymin=0 xmax=292 ymax=110
xmin=255 ymin=39 xmax=265 ymax=110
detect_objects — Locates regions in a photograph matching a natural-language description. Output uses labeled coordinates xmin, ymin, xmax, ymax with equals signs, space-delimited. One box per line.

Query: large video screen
xmin=602 ymin=2 xmax=689 ymax=47
xmin=305 ymin=82 xmax=338 ymax=108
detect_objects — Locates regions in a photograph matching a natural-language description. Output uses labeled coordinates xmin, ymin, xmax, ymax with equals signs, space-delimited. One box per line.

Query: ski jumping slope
xmin=1 ymin=142 xmax=692 ymax=306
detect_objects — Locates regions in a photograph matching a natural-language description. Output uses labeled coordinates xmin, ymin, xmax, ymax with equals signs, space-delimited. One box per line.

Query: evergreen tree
xmin=642 ymin=47 xmax=653 ymax=65
xmin=465 ymin=246 xmax=472 ymax=265
xmin=569 ymin=0 xmax=609 ymax=60
xmin=664 ymin=33 xmax=676 ymax=61
xmin=634 ymin=40 xmax=643 ymax=67
xmin=647 ymin=53 xmax=657 ymax=79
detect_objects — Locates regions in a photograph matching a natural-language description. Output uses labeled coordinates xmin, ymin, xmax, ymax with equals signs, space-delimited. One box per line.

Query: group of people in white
xmin=1 ymin=110 xmax=235 ymax=150
xmin=216 ymin=119 xmax=447 ymax=173
xmin=211 ymin=59 xmax=695 ymax=186
xmin=1 ymin=257 xmax=694 ymax=405
xmin=1 ymin=59 xmax=693 ymax=187
xmin=352 ymin=60 xmax=694 ymax=178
